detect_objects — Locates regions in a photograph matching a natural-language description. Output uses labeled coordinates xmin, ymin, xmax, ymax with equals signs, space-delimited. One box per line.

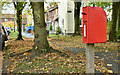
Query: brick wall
xmin=1 ymin=18 xmax=27 ymax=25
xmin=1 ymin=14 xmax=27 ymax=25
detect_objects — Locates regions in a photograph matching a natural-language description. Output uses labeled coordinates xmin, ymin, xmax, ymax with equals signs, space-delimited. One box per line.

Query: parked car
xmin=1 ymin=26 xmax=8 ymax=50
xmin=5 ymin=27 xmax=11 ymax=32
xmin=26 ymin=26 xmax=34 ymax=33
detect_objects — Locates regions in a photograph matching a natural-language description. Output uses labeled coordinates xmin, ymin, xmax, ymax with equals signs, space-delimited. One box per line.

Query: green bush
xmin=107 ymin=21 xmax=111 ymax=33
xmin=49 ymin=25 xmax=53 ymax=31
xmin=117 ymin=28 xmax=120 ymax=39
xmin=11 ymin=29 xmax=13 ymax=31
xmin=56 ymin=26 xmax=61 ymax=35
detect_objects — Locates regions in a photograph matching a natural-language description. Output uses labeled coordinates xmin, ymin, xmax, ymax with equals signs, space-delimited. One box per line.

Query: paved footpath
xmin=0 ymin=51 xmax=3 ymax=75
xmin=49 ymin=39 xmax=120 ymax=73
xmin=22 ymin=32 xmax=34 ymax=38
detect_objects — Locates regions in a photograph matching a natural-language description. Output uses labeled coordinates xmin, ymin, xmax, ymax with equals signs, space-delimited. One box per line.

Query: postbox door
xmin=82 ymin=7 xmax=88 ymax=43
xmin=82 ymin=6 xmax=107 ymax=44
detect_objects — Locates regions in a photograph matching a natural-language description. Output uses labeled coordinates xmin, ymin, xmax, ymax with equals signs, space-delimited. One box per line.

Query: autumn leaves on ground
xmin=2 ymin=36 xmax=120 ymax=73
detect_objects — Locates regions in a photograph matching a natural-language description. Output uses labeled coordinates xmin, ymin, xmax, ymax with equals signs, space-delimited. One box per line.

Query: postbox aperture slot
xmin=84 ymin=24 xmax=86 ymax=37
xmin=82 ymin=12 xmax=87 ymax=15
xmin=83 ymin=20 xmax=87 ymax=22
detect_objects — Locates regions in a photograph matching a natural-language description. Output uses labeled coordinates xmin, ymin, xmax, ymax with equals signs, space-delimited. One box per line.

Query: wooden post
xmin=86 ymin=2 xmax=95 ymax=74
xmin=86 ymin=43 xmax=95 ymax=74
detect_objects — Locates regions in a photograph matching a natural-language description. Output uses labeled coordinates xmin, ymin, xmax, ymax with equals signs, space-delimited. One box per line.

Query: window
xmin=49 ymin=12 xmax=51 ymax=17
xmin=5 ymin=18 xmax=8 ymax=22
xmin=52 ymin=11 xmax=54 ymax=16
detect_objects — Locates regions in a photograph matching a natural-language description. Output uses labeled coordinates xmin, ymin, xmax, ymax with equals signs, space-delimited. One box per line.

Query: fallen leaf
xmin=107 ymin=70 xmax=113 ymax=73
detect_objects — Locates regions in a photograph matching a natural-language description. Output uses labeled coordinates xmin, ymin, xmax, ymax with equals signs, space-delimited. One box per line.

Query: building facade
xmin=1 ymin=14 xmax=27 ymax=25
xmin=45 ymin=0 xmax=75 ymax=34
xmin=1 ymin=14 xmax=27 ymax=32
xmin=45 ymin=6 xmax=59 ymax=31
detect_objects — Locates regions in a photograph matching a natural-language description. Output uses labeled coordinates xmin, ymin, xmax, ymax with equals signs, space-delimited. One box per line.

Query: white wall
xmin=58 ymin=0 xmax=75 ymax=34
xmin=58 ymin=0 xmax=68 ymax=33
xmin=67 ymin=0 xmax=75 ymax=33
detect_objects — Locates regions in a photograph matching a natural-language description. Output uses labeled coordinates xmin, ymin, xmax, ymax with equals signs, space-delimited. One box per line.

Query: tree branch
xmin=20 ymin=2 xmax=27 ymax=11
xmin=13 ymin=2 xmax=16 ymax=9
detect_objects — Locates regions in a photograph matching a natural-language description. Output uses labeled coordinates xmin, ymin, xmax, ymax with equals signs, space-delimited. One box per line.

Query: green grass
xmin=10 ymin=31 xmax=18 ymax=38
xmin=10 ymin=31 xmax=63 ymax=39
xmin=49 ymin=34 xmax=68 ymax=37
xmin=10 ymin=31 xmax=26 ymax=39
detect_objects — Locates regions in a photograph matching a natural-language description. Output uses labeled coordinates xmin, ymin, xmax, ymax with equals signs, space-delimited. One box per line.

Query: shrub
xmin=107 ymin=21 xmax=111 ymax=33
xmin=56 ymin=26 xmax=61 ymax=35
xmin=49 ymin=25 xmax=53 ymax=31
xmin=11 ymin=29 xmax=13 ymax=31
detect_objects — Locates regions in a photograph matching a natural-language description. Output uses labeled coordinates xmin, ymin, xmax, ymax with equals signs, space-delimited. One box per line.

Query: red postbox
xmin=82 ymin=6 xmax=107 ymax=44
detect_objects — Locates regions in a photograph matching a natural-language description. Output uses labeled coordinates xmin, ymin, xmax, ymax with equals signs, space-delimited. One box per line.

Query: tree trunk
xmin=31 ymin=2 xmax=50 ymax=55
xmin=73 ymin=2 xmax=81 ymax=36
xmin=16 ymin=10 xmax=23 ymax=40
xmin=118 ymin=2 xmax=120 ymax=39
xmin=118 ymin=2 xmax=120 ymax=30
xmin=109 ymin=2 xmax=119 ymax=42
